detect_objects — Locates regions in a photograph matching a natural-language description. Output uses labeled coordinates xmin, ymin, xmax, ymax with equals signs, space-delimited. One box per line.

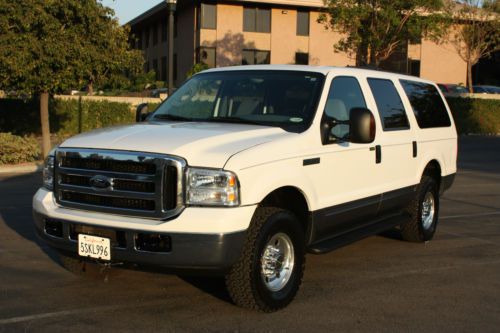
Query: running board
xmin=307 ymin=213 xmax=410 ymax=254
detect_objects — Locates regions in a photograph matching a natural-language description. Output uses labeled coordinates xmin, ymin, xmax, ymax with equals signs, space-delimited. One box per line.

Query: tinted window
xmin=201 ymin=3 xmax=217 ymax=29
xmin=368 ymin=78 xmax=409 ymax=130
xmin=153 ymin=71 xmax=325 ymax=133
xmin=243 ymin=7 xmax=271 ymax=33
xmin=297 ymin=11 xmax=309 ymax=36
xmin=400 ymin=80 xmax=451 ymax=128
xmin=242 ymin=50 xmax=270 ymax=65
xmin=324 ymin=76 xmax=367 ymax=141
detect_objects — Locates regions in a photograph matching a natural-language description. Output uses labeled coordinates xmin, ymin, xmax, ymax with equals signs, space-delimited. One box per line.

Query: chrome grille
xmin=54 ymin=149 xmax=185 ymax=220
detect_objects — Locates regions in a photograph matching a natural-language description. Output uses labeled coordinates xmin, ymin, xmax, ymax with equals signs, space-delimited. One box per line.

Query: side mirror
xmin=136 ymin=103 xmax=149 ymax=122
xmin=349 ymin=108 xmax=375 ymax=144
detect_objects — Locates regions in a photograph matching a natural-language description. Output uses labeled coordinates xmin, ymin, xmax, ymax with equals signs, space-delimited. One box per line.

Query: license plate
xmin=78 ymin=234 xmax=111 ymax=261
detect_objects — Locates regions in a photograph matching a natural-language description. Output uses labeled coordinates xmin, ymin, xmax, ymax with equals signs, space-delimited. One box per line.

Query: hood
xmin=60 ymin=122 xmax=291 ymax=168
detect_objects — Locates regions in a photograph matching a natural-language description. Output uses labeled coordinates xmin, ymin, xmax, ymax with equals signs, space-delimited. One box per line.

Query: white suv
xmin=33 ymin=65 xmax=457 ymax=312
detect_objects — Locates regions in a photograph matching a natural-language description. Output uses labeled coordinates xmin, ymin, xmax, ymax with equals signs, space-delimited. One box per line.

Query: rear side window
xmin=400 ymin=80 xmax=451 ymax=128
xmin=368 ymin=78 xmax=409 ymax=131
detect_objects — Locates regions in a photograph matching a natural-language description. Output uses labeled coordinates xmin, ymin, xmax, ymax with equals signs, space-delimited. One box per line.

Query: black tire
xmin=225 ymin=207 xmax=306 ymax=312
xmin=401 ymin=175 xmax=440 ymax=242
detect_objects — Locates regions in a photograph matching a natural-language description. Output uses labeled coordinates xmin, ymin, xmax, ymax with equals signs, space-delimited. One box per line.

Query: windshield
xmin=151 ymin=70 xmax=325 ymax=132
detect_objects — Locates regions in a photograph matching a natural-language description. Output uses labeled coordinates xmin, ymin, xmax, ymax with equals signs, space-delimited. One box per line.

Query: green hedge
xmin=446 ymin=97 xmax=500 ymax=135
xmin=0 ymin=96 xmax=498 ymax=137
xmin=0 ymin=98 xmax=134 ymax=137
xmin=0 ymin=133 xmax=40 ymax=165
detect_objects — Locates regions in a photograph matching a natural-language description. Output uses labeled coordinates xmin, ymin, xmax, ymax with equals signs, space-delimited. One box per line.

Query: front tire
xmin=401 ymin=175 xmax=440 ymax=242
xmin=225 ymin=207 xmax=305 ymax=312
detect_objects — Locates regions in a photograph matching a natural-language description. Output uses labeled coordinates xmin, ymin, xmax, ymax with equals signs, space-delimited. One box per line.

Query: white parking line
xmin=0 ymin=300 xmax=168 ymax=325
xmin=441 ymin=211 xmax=500 ymax=220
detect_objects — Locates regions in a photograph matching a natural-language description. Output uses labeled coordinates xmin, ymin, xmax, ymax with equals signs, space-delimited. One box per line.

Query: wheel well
xmin=423 ymin=160 xmax=442 ymax=188
xmin=260 ymin=186 xmax=310 ymax=232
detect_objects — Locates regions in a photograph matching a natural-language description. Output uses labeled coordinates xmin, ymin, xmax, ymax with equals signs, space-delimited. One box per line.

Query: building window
xmin=409 ymin=59 xmax=421 ymax=77
xmin=161 ymin=21 xmax=167 ymax=42
xmin=242 ymin=49 xmax=270 ymax=65
xmin=296 ymin=11 xmax=309 ymax=36
xmin=161 ymin=56 xmax=167 ymax=81
xmin=144 ymin=29 xmax=150 ymax=49
xmin=295 ymin=52 xmax=309 ymax=65
xmin=152 ymin=23 xmax=158 ymax=46
xmin=243 ymin=7 xmax=271 ymax=33
xmin=198 ymin=47 xmax=216 ymax=68
xmin=153 ymin=59 xmax=159 ymax=80
xmin=200 ymin=3 xmax=217 ymax=29
xmin=136 ymin=31 xmax=142 ymax=49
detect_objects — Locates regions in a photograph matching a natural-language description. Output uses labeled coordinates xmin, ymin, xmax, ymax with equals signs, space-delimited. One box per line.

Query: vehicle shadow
xmin=0 ymin=171 xmax=233 ymax=305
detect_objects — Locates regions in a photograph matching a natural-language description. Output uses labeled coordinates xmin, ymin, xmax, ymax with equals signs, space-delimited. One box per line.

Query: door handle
xmin=375 ymin=145 xmax=381 ymax=164
xmin=369 ymin=145 xmax=382 ymax=164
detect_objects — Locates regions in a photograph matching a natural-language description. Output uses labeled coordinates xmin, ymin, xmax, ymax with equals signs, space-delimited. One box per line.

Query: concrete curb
xmin=0 ymin=163 xmax=43 ymax=174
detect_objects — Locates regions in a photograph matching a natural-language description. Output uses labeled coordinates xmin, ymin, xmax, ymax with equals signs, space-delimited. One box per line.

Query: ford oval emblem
xmin=89 ymin=175 xmax=112 ymax=191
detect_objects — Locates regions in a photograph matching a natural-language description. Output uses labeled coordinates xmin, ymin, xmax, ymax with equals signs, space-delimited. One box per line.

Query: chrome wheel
xmin=421 ymin=191 xmax=435 ymax=230
xmin=260 ymin=233 xmax=295 ymax=292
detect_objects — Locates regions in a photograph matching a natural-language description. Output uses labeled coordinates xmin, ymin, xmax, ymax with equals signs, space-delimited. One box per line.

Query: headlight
xmin=42 ymin=155 xmax=55 ymax=191
xmin=186 ymin=168 xmax=240 ymax=206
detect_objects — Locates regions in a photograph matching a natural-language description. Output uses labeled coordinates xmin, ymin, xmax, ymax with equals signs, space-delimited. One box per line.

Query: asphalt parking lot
xmin=0 ymin=136 xmax=499 ymax=332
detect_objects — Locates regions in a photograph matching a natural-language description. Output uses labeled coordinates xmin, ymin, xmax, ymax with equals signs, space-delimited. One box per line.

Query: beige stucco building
xmin=127 ymin=0 xmax=468 ymax=87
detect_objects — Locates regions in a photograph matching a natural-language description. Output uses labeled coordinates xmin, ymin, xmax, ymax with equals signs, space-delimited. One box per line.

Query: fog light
xmin=135 ymin=233 xmax=171 ymax=253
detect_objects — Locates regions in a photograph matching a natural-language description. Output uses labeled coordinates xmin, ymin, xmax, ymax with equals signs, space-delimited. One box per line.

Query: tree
xmin=449 ymin=0 xmax=500 ymax=92
xmin=319 ymin=0 xmax=450 ymax=67
xmin=0 ymin=0 xmax=143 ymax=158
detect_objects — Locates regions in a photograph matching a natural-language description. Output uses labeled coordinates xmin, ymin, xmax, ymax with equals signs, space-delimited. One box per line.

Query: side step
xmin=307 ymin=213 xmax=410 ymax=254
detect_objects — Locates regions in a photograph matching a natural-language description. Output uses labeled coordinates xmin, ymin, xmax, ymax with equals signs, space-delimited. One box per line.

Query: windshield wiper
xmin=206 ymin=116 xmax=267 ymax=126
xmin=153 ymin=114 xmax=193 ymax=121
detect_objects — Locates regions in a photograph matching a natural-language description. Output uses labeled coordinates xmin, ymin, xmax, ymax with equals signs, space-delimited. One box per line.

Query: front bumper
xmin=33 ymin=188 xmax=256 ymax=271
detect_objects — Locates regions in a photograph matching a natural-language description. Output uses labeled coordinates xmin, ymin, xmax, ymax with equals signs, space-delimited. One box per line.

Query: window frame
xmin=200 ymin=3 xmax=217 ymax=30
xmin=367 ymin=77 xmax=411 ymax=132
xmin=242 ymin=49 xmax=271 ymax=65
xmin=322 ymin=76 xmax=368 ymax=145
xmin=243 ymin=7 xmax=271 ymax=33
xmin=296 ymin=11 xmax=310 ymax=36
xmin=295 ymin=52 xmax=309 ymax=65
xmin=197 ymin=46 xmax=217 ymax=68
xmin=399 ymin=79 xmax=452 ymax=129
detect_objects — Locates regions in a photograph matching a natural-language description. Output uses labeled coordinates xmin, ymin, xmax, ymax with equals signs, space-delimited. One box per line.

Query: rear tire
xmin=401 ymin=175 xmax=440 ymax=242
xmin=225 ymin=207 xmax=305 ymax=312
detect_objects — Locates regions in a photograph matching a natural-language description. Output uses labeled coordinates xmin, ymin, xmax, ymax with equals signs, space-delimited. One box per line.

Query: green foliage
xmin=0 ymin=0 xmax=143 ymax=95
xmin=0 ymin=98 xmax=134 ymax=136
xmin=448 ymin=0 xmax=500 ymax=91
xmin=319 ymin=0 xmax=450 ymax=66
xmin=186 ymin=63 xmax=210 ymax=78
xmin=0 ymin=133 xmax=40 ymax=165
xmin=447 ymin=97 xmax=500 ymax=134
xmin=130 ymin=71 xmax=158 ymax=92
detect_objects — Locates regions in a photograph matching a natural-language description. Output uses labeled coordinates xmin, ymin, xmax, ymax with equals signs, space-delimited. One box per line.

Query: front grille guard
xmin=54 ymin=148 xmax=185 ymax=220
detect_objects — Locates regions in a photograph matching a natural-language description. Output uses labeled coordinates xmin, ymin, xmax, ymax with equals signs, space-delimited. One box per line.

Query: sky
xmin=100 ymin=0 xmax=163 ymax=24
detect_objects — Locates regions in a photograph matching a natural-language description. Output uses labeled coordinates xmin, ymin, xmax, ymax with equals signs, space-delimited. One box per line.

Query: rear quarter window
xmin=400 ymin=80 xmax=451 ymax=128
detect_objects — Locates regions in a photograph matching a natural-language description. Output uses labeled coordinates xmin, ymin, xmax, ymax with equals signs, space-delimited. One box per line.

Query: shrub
xmin=0 ymin=97 xmax=135 ymax=137
xmin=0 ymin=133 xmax=40 ymax=165
xmin=446 ymin=97 xmax=500 ymax=134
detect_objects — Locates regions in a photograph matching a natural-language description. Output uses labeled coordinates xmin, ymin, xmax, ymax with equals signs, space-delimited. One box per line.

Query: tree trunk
xmin=467 ymin=60 xmax=474 ymax=93
xmin=87 ymin=82 xmax=94 ymax=96
xmin=40 ymin=92 xmax=51 ymax=159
